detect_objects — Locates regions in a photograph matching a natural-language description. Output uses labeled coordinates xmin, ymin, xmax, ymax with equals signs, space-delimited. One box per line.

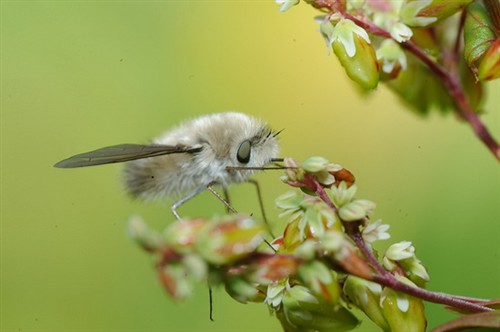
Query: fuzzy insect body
xmin=55 ymin=112 xmax=280 ymax=217
xmin=124 ymin=112 xmax=280 ymax=199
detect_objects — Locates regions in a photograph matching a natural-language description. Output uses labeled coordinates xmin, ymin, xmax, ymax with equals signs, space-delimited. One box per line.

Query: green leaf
xmin=464 ymin=2 xmax=496 ymax=75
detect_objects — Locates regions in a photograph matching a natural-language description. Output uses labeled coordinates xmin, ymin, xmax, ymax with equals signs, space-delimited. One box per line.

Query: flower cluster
xmin=276 ymin=0 xmax=500 ymax=115
xmin=130 ymin=156 xmax=438 ymax=331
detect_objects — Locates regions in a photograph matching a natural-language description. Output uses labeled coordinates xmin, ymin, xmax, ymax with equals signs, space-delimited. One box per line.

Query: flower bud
xmin=383 ymin=242 xmax=429 ymax=287
xmin=338 ymin=199 xmax=376 ymax=221
xmin=265 ymin=279 xmax=289 ymax=308
xmin=376 ymin=39 xmax=407 ymax=79
xmin=164 ymin=218 xmax=207 ymax=253
xmin=320 ymin=230 xmax=373 ymax=279
xmin=303 ymin=156 xmax=330 ymax=173
xmin=298 ymin=261 xmax=341 ymax=303
xmin=362 ymin=219 xmax=391 ymax=243
xmin=249 ymin=254 xmax=301 ymax=285
xmin=330 ymin=182 xmax=357 ymax=207
xmin=277 ymin=285 xmax=360 ymax=331
xmin=343 ymin=276 xmax=389 ymax=331
xmin=380 ymin=277 xmax=427 ymax=332
xmin=225 ymin=277 xmax=265 ymax=303
xmin=330 ymin=19 xmax=379 ymax=89
xmin=196 ymin=216 xmax=265 ymax=264
xmin=478 ymin=39 xmax=500 ymax=81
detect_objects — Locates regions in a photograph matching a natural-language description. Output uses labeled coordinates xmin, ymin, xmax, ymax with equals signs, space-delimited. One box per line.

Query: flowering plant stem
xmin=315 ymin=0 xmax=500 ymax=161
xmin=313 ymin=180 xmax=492 ymax=313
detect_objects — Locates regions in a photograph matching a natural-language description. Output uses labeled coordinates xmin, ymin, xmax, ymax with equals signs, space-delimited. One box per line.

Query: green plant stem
xmin=313 ymin=0 xmax=500 ymax=161
xmin=313 ymin=181 xmax=492 ymax=314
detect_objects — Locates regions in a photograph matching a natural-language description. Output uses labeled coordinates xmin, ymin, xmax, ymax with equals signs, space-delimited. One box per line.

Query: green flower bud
xmin=299 ymin=200 xmax=339 ymax=239
xmin=248 ymin=255 xmax=300 ymax=284
xmin=320 ymin=230 xmax=373 ymax=279
xmin=384 ymin=242 xmax=429 ymax=286
xmin=303 ymin=156 xmax=330 ymax=172
xmin=338 ymin=199 xmax=376 ymax=221
xmin=265 ymin=279 xmax=289 ymax=308
xmin=278 ymin=285 xmax=360 ymax=332
xmin=298 ymin=261 xmax=340 ymax=303
xmin=281 ymin=218 xmax=304 ymax=253
xmin=331 ymin=182 xmax=357 ymax=207
xmin=331 ymin=19 xmax=380 ymax=89
xmin=343 ymin=276 xmax=389 ymax=331
xmin=294 ymin=239 xmax=317 ymax=260
xmin=380 ymin=277 xmax=427 ymax=332
xmin=376 ymin=39 xmax=407 ymax=78
xmin=302 ymin=205 xmax=325 ymax=238
xmin=478 ymin=39 xmax=500 ymax=81
xmin=225 ymin=277 xmax=265 ymax=303
xmin=385 ymin=241 xmax=415 ymax=261
xmin=362 ymin=219 xmax=391 ymax=243
xmin=196 ymin=216 xmax=264 ymax=265
xmin=163 ymin=218 xmax=207 ymax=253
xmin=276 ymin=190 xmax=304 ymax=214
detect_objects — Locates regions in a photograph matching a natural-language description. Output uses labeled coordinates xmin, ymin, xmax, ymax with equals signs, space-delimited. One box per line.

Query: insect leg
xmin=246 ymin=179 xmax=275 ymax=238
xmin=207 ymin=182 xmax=276 ymax=252
xmin=208 ymin=280 xmax=214 ymax=321
xmin=222 ymin=187 xmax=232 ymax=214
xmin=206 ymin=182 xmax=238 ymax=214
xmin=171 ymin=185 xmax=207 ymax=221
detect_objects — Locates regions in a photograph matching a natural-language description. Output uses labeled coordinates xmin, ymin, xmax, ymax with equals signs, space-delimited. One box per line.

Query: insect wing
xmin=54 ymin=144 xmax=201 ymax=168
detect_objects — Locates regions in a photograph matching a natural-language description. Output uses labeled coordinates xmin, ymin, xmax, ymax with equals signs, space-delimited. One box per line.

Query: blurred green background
xmin=1 ymin=1 xmax=499 ymax=331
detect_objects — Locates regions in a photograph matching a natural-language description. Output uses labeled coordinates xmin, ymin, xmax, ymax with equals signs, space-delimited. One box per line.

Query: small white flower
xmin=331 ymin=182 xmax=357 ymax=207
xmin=265 ymin=280 xmax=289 ymax=308
xmin=319 ymin=19 xmax=336 ymax=48
xmin=380 ymin=277 xmax=418 ymax=313
xmin=385 ymin=241 xmax=415 ymax=260
xmin=400 ymin=0 xmax=437 ymax=27
xmin=287 ymin=285 xmax=319 ymax=304
xmin=302 ymin=156 xmax=330 ymax=172
xmin=397 ymin=296 xmax=410 ymax=312
xmin=390 ymin=22 xmax=413 ymax=43
xmin=339 ymin=199 xmax=376 ymax=221
xmin=376 ymin=38 xmax=408 ymax=73
xmin=411 ymin=260 xmax=430 ymax=281
xmin=363 ymin=219 xmax=391 ymax=243
xmin=331 ymin=19 xmax=371 ymax=57
xmin=275 ymin=0 xmax=299 ymax=12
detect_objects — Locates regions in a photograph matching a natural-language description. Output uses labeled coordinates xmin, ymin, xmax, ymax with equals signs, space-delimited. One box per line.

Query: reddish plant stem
xmin=371 ymin=275 xmax=492 ymax=313
xmin=314 ymin=0 xmax=500 ymax=161
xmin=313 ymin=181 xmax=492 ymax=313
xmin=402 ymin=41 xmax=500 ymax=161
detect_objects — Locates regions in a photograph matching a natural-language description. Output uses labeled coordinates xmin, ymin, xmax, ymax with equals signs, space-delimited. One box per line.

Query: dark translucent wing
xmin=54 ymin=144 xmax=202 ymax=168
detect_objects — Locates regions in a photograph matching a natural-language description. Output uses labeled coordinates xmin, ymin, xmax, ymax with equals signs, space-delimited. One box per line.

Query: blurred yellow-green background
xmin=2 ymin=1 xmax=499 ymax=331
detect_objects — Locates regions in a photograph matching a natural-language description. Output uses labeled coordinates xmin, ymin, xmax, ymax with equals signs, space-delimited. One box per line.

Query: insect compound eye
xmin=236 ymin=140 xmax=252 ymax=164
